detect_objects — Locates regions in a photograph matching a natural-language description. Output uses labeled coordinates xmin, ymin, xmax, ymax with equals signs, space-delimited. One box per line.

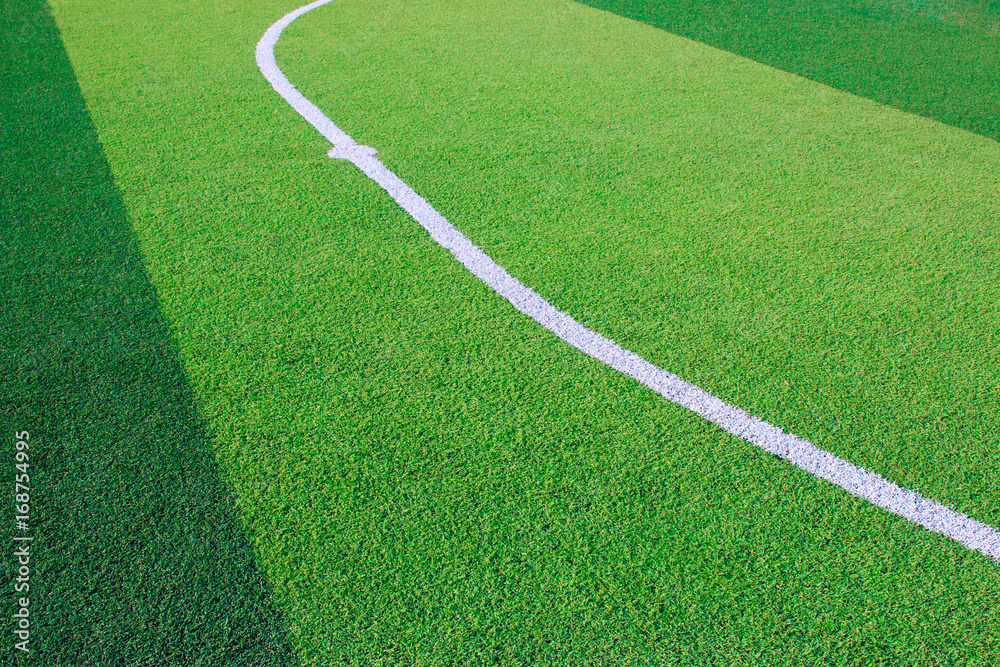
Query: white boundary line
xmin=257 ymin=0 xmax=1000 ymax=562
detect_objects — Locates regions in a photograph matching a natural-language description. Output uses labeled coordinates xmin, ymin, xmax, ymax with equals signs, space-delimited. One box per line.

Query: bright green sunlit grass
xmin=283 ymin=0 xmax=1000 ymax=536
xmin=31 ymin=0 xmax=1000 ymax=663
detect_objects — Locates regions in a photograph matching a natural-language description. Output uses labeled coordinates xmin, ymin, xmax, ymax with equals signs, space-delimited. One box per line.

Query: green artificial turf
xmin=26 ymin=0 xmax=1000 ymax=663
xmin=574 ymin=0 xmax=1000 ymax=144
xmin=0 ymin=1 xmax=299 ymax=664
xmin=284 ymin=0 xmax=1000 ymax=537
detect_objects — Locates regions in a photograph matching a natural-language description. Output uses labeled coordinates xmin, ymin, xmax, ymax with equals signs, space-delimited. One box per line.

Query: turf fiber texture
xmin=1 ymin=0 xmax=299 ymax=664
xmin=6 ymin=0 xmax=1000 ymax=664
xmin=575 ymin=0 xmax=1000 ymax=143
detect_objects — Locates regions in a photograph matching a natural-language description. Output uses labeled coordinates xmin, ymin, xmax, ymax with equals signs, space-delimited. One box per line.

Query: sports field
xmin=3 ymin=0 xmax=999 ymax=664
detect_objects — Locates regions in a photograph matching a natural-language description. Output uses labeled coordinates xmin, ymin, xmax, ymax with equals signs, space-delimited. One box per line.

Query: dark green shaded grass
xmin=0 ymin=1 xmax=299 ymax=664
xmin=574 ymin=0 xmax=1000 ymax=143
xmin=47 ymin=0 xmax=1000 ymax=664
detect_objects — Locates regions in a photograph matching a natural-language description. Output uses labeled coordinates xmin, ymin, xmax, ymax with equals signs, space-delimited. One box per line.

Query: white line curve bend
xmin=257 ymin=0 xmax=1000 ymax=562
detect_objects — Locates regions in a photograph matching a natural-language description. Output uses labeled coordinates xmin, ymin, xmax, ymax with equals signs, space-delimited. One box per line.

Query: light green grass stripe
xmin=262 ymin=0 xmax=1000 ymax=561
xmin=281 ymin=0 xmax=1000 ymax=531
xmin=51 ymin=0 xmax=1000 ymax=663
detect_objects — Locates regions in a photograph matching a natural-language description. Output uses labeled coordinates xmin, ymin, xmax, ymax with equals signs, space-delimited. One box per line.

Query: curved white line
xmin=257 ymin=0 xmax=1000 ymax=563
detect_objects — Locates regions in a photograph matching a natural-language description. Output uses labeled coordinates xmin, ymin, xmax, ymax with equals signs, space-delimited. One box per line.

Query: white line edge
xmin=256 ymin=0 xmax=1000 ymax=563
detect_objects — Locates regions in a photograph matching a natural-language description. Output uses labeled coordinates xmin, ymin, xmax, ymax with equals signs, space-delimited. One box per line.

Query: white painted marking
xmin=257 ymin=0 xmax=1000 ymax=562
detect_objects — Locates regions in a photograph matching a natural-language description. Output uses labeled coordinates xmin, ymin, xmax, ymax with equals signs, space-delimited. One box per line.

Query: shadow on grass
xmin=575 ymin=0 xmax=1000 ymax=144
xmin=0 ymin=1 xmax=300 ymax=664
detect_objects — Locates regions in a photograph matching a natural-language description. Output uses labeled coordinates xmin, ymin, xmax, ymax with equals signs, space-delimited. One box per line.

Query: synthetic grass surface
xmin=0 ymin=0 xmax=299 ymax=664
xmin=574 ymin=0 xmax=1000 ymax=143
xmin=35 ymin=0 xmax=1000 ymax=663
xmin=283 ymin=0 xmax=1000 ymax=538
